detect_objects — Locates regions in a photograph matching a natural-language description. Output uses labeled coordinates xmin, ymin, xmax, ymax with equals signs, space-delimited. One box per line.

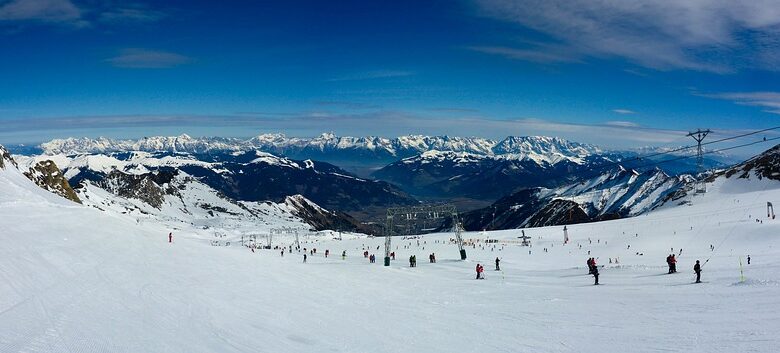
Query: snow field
xmin=1 ymin=164 xmax=780 ymax=352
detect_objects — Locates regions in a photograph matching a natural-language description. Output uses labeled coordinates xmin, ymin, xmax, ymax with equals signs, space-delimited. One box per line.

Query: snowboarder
xmin=168 ymin=232 xmax=172 ymax=243
xmin=694 ymin=260 xmax=702 ymax=283
xmin=592 ymin=265 xmax=600 ymax=285
xmin=495 ymin=257 xmax=500 ymax=271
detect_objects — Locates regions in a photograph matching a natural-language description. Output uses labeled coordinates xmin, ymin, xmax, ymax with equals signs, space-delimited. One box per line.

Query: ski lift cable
xmin=562 ymin=126 xmax=780 ymax=181
xmin=553 ymin=136 xmax=780 ymax=201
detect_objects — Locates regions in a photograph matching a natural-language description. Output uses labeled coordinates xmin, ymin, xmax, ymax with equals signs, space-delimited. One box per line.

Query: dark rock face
xmin=24 ymin=160 xmax=81 ymax=204
xmin=96 ymin=170 xmax=178 ymax=209
xmin=721 ymin=144 xmax=780 ymax=181
xmin=283 ymin=195 xmax=371 ymax=233
xmin=0 ymin=146 xmax=17 ymax=169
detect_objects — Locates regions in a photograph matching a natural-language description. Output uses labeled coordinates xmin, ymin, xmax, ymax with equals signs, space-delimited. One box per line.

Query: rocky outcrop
xmin=0 ymin=145 xmax=17 ymax=169
xmin=24 ymin=160 xmax=81 ymax=203
xmin=96 ymin=170 xmax=178 ymax=209
xmin=283 ymin=195 xmax=371 ymax=233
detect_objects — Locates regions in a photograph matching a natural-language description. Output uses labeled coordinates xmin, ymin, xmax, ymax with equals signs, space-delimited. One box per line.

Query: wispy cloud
xmin=106 ymin=48 xmax=192 ymax=68
xmin=427 ymin=107 xmax=480 ymax=113
xmin=0 ymin=0 xmax=83 ymax=25
xmin=467 ymin=45 xmax=581 ymax=64
xmin=473 ymin=0 xmax=780 ymax=73
xmin=612 ymin=109 xmax=636 ymax=115
xmin=605 ymin=121 xmax=639 ymax=127
xmin=0 ymin=0 xmax=165 ymax=28
xmin=97 ymin=5 xmax=165 ymax=24
xmin=326 ymin=70 xmax=414 ymax=82
xmin=697 ymin=91 xmax=780 ymax=114
xmin=313 ymin=101 xmax=382 ymax=110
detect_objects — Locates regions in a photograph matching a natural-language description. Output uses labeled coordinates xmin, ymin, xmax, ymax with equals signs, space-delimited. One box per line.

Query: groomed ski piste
xmin=1 ymin=156 xmax=779 ymax=352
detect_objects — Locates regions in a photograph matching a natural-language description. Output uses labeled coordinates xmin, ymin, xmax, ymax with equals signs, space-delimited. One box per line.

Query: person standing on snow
xmin=168 ymin=232 xmax=173 ymax=243
xmin=747 ymin=255 xmax=751 ymax=265
xmin=670 ymin=254 xmax=677 ymax=273
xmin=476 ymin=264 xmax=484 ymax=279
xmin=495 ymin=257 xmax=500 ymax=271
xmin=694 ymin=260 xmax=702 ymax=283
xmin=592 ymin=265 xmax=600 ymax=285
xmin=303 ymin=254 xmax=307 ymax=263
xmin=325 ymin=249 xmax=329 ymax=258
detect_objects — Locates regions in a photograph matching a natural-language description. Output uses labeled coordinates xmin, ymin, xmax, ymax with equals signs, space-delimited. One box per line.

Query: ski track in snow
xmin=1 ymin=165 xmax=780 ymax=352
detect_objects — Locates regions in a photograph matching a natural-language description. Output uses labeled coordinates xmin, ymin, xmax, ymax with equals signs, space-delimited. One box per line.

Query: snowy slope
xmin=1 ymin=143 xmax=779 ymax=352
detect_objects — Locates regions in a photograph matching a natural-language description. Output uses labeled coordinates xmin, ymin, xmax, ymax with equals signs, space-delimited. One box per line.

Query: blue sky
xmin=1 ymin=0 xmax=780 ymax=154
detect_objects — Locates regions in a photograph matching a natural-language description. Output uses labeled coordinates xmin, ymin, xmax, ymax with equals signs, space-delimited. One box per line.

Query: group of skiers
xmin=475 ymin=263 xmax=485 ymax=279
xmin=174 ymin=229 xmax=734 ymax=286
xmin=666 ymin=254 xmax=678 ymax=273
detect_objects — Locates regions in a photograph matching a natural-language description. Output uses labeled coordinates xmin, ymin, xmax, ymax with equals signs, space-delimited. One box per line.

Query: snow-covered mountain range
xmin=16 ymin=150 xmax=416 ymax=221
xmin=2 ymin=146 xmax=303 ymax=236
xmin=461 ymin=166 xmax=690 ymax=230
xmin=38 ymin=133 xmax=601 ymax=165
xmin=372 ymin=149 xmax=622 ymax=201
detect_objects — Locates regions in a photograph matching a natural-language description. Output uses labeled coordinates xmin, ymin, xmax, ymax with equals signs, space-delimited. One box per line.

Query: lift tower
xmin=687 ymin=129 xmax=711 ymax=194
xmin=384 ymin=204 xmax=466 ymax=266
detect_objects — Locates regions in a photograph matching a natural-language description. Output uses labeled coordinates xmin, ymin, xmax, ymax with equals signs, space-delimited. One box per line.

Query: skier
xmin=342 ymin=250 xmax=346 ymax=260
xmin=390 ymin=252 xmax=395 ymax=260
xmin=325 ymin=249 xmax=329 ymax=258
xmin=495 ymin=257 xmax=500 ymax=271
xmin=694 ymin=260 xmax=702 ymax=283
xmin=303 ymin=254 xmax=307 ymax=263
xmin=587 ymin=258 xmax=593 ymax=274
xmin=476 ymin=263 xmax=482 ymax=279
xmin=670 ymin=254 xmax=677 ymax=273
xmin=410 ymin=255 xmax=414 ymax=268
xmin=281 ymin=249 xmax=284 ymax=257
xmin=592 ymin=265 xmax=600 ymax=285
xmin=747 ymin=255 xmax=751 ymax=265
xmin=666 ymin=255 xmax=673 ymax=274
xmin=168 ymin=232 xmax=173 ymax=243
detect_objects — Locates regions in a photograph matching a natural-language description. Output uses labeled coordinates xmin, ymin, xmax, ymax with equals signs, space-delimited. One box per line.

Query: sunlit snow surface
xmin=1 ymin=160 xmax=779 ymax=352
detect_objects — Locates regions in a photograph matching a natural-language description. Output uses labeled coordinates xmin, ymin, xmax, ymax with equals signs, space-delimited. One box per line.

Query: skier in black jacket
xmin=694 ymin=260 xmax=702 ymax=283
